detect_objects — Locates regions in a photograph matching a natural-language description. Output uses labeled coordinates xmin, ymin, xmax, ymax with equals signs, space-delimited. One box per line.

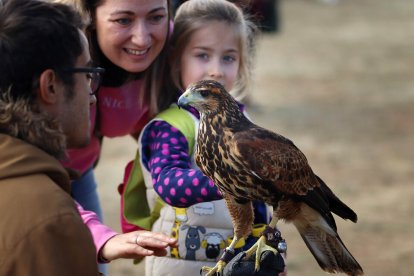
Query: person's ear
xmin=38 ymin=69 xmax=60 ymax=104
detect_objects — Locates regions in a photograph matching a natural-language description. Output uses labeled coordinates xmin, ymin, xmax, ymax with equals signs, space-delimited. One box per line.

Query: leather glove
xmin=222 ymin=250 xmax=285 ymax=276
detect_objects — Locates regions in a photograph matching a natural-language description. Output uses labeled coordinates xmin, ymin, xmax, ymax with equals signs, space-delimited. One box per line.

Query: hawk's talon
xmin=201 ymin=248 xmax=235 ymax=276
xmin=201 ymin=260 xmax=227 ymax=276
xmin=244 ymin=235 xmax=278 ymax=272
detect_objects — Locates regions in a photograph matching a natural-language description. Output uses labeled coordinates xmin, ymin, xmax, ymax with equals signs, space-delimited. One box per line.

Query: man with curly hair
xmin=0 ymin=0 xmax=101 ymax=274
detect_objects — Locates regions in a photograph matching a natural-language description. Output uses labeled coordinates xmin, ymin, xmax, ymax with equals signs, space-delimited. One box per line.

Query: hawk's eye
xmin=200 ymin=89 xmax=209 ymax=97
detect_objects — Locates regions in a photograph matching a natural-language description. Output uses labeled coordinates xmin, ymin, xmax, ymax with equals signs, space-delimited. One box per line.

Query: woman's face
xmin=95 ymin=0 xmax=169 ymax=73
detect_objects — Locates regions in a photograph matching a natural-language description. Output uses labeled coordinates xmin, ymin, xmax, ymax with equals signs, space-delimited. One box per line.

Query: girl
xmin=121 ymin=0 xmax=286 ymax=275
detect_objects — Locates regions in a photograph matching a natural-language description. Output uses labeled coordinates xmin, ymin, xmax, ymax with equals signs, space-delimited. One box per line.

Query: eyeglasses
xmin=61 ymin=67 xmax=105 ymax=95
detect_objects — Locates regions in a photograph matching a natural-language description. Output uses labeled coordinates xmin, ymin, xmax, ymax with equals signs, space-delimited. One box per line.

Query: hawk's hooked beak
xmin=177 ymin=89 xmax=191 ymax=108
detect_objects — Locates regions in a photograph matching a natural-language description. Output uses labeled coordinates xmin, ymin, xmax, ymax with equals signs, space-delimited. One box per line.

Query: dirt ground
xmin=94 ymin=0 xmax=414 ymax=275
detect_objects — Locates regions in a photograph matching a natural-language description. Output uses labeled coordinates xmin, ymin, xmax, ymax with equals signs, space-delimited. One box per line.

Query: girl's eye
xmin=223 ymin=55 xmax=236 ymax=63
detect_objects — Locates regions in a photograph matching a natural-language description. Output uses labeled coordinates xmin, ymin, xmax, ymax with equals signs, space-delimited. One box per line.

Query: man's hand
xmin=99 ymin=231 xmax=178 ymax=262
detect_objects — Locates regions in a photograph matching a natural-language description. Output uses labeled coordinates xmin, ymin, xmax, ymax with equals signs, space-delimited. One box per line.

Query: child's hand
xmin=99 ymin=231 xmax=178 ymax=262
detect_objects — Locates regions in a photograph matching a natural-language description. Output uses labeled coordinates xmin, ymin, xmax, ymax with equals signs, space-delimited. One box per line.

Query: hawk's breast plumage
xmin=177 ymin=80 xmax=363 ymax=275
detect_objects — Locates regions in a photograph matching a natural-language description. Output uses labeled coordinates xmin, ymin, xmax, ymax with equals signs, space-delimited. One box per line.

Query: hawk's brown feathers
xmin=177 ymin=80 xmax=363 ymax=275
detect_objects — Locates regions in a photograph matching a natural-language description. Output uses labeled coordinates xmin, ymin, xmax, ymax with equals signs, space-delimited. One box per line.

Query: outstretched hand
xmin=100 ymin=230 xmax=178 ymax=262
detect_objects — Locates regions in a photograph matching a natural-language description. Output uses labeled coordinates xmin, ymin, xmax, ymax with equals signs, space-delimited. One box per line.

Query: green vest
xmin=122 ymin=105 xmax=197 ymax=230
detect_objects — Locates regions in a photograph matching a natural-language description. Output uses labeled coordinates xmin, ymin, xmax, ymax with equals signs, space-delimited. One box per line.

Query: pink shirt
xmin=76 ymin=202 xmax=117 ymax=262
xmin=63 ymin=79 xmax=148 ymax=173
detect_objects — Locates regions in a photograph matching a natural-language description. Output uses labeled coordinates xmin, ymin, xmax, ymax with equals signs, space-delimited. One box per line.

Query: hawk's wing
xmin=231 ymin=126 xmax=340 ymax=229
xmin=232 ymin=126 xmax=320 ymax=196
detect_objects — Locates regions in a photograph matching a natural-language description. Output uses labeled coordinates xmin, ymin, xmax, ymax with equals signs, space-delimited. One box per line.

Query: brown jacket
xmin=0 ymin=134 xmax=99 ymax=275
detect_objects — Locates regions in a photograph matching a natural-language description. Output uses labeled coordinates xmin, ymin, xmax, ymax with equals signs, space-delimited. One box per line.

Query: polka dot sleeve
xmin=141 ymin=120 xmax=223 ymax=208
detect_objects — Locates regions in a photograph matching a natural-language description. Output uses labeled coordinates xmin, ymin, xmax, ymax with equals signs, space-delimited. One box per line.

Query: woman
xmin=65 ymin=0 xmax=173 ymax=222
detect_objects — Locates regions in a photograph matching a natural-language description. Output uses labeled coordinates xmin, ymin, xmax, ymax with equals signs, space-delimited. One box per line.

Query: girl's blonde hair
xmin=169 ymin=0 xmax=257 ymax=100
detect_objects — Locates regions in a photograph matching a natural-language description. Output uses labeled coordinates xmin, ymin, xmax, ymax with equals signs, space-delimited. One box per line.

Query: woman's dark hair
xmin=83 ymin=0 xmax=174 ymax=116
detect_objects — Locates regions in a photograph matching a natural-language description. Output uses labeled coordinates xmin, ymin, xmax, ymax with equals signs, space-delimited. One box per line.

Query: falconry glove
xmin=222 ymin=250 xmax=285 ymax=276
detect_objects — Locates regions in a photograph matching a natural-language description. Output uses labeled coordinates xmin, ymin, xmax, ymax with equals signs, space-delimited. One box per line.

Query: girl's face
xmin=95 ymin=0 xmax=169 ymax=73
xmin=180 ymin=21 xmax=240 ymax=92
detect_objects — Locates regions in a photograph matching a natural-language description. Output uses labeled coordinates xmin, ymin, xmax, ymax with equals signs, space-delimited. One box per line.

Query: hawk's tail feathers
xmin=293 ymin=204 xmax=364 ymax=275
xmin=316 ymin=174 xmax=358 ymax=223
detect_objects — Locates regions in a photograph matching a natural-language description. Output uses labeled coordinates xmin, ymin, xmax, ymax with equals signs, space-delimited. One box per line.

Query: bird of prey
xmin=177 ymin=80 xmax=363 ymax=276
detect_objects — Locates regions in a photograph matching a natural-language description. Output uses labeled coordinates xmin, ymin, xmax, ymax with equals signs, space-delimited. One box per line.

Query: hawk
xmin=177 ymin=80 xmax=363 ymax=276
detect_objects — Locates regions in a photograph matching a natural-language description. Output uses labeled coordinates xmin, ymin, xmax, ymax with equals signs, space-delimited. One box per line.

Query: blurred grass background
xmin=96 ymin=0 xmax=414 ymax=274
